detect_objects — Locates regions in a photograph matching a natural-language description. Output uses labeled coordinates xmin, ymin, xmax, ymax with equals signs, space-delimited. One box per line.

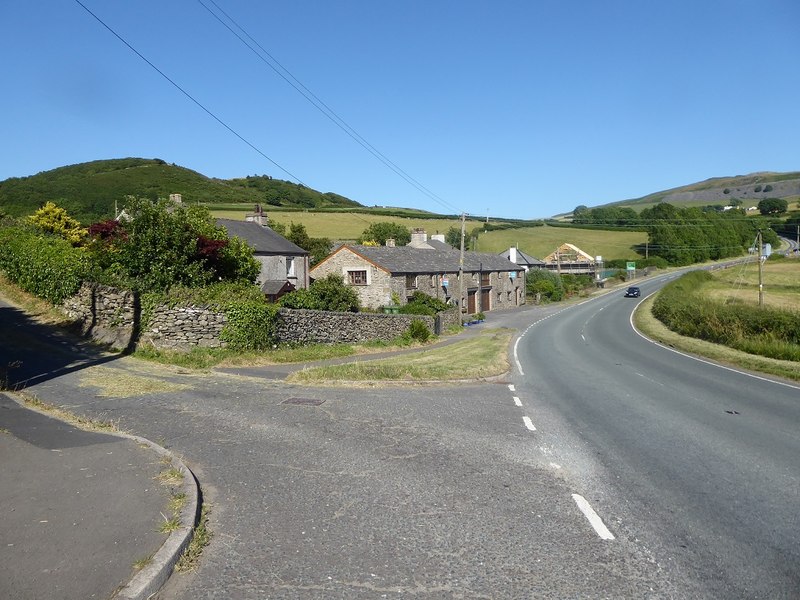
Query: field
xmin=212 ymin=208 xmax=649 ymax=261
xmin=704 ymin=259 xmax=800 ymax=311
xmin=472 ymin=225 xmax=647 ymax=260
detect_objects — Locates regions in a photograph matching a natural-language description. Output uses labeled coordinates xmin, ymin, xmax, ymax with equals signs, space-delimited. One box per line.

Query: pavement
xmin=0 ymin=298 xmax=197 ymax=600
xmin=0 ymin=392 xmax=197 ymax=600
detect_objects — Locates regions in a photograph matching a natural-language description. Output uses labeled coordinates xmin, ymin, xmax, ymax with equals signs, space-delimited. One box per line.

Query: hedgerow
xmin=0 ymin=226 xmax=90 ymax=303
xmin=652 ymin=271 xmax=800 ymax=361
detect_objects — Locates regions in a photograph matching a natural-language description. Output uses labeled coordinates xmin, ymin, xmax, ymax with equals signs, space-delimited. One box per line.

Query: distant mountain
xmin=0 ymin=158 xmax=362 ymax=224
xmin=602 ymin=171 xmax=800 ymax=210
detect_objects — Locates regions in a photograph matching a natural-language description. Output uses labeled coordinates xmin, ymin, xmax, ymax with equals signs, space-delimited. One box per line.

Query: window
xmin=286 ymin=257 xmax=295 ymax=278
xmin=406 ymin=275 xmax=417 ymax=289
xmin=348 ymin=270 xmax=367 ymax=285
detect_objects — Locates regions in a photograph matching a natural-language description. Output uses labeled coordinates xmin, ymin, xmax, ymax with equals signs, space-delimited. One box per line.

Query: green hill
xmin=600 ymin=171 xmax=800 ymax=212
xmin=0 ymin=158 xmax=362 ymax=223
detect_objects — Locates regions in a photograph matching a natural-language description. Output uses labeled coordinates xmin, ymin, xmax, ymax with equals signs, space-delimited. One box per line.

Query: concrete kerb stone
xmin=6 ymin=393 xmax=199 ymax=600
xmin=115 ymin=434 xmax=198 ymax=600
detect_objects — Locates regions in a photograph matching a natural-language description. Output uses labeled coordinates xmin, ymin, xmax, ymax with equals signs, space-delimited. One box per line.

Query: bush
xmin=404 ymin=319 xmax=432 ymax=343
xmin=219 ymin=301 xmax=280 ymax=351
xmin=279 ymin=274 xmax=359 ymax=312
xmin=0 ymin=226 xmax=90 ymax=303
xmin=652 ymin=271 xmax=800 ymax=360
xmin=526 ymin=269 xmax=564 ymax=302
xmin=399 ymin=291 xmax=449 ymax=316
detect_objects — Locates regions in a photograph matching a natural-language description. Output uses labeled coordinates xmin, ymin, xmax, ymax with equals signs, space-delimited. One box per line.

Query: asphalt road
xmin=4 ymin=298 xmax=681 ymax=599
xmin=513 ymin=276 xmax=800 ymax=598
xmin=4 ymin=283 xmax=798 ymax=598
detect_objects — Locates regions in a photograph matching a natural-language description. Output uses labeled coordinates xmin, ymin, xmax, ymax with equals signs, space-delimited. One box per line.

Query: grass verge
xmin=287 ymin=328 xmax=513 ymax=383
xmin=634 ymin=295 xmax=800 ymax=382
xmin=175 ymin=504 xmax=212 ymax=573
xmin=20 ymin=394 xmax=120 ymax=432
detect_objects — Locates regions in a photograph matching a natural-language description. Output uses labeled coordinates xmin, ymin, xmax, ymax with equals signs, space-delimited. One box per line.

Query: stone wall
xmin=60 ymin=285 xmax=460 ymax=351
xmin=61 ymin=282 xmax=137 ymax=350
xmin=139 ymin=305 xmax=228 ymax=350
xmin=275 ymin=308 xmax=435 ymax=344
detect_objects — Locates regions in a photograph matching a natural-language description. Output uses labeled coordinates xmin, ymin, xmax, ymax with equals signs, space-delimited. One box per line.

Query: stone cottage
xmin=310 ymin=230 xmax=526 ymax=313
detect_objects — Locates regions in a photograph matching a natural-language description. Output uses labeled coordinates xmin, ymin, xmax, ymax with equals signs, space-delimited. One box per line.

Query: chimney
xmin=509 ymin=247 xmax=518 ymax=264
xmin=409 ymin=228 xmax=428 ymax=247
xmin=431 ymin=234 xmax=445 ymax=243
xmin=386 ymin=238 xmax=396 ymax=247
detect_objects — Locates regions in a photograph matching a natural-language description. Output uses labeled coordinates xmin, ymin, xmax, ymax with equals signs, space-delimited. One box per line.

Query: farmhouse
xmin=217 ymin=217 xmax=310 ymax=301
xmin=311 ymin=230 xmax=526 ymax=313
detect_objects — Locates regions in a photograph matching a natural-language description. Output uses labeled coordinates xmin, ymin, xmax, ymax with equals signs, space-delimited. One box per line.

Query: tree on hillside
xmin=757 ymin=198 xmax=788 ymax=215
xmin=358 ymin=222 xmax=411 ymax=246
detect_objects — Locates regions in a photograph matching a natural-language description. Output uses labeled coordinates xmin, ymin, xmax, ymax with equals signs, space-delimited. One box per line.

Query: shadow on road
xmin=0 ymin=303 xmax=122 ymax=390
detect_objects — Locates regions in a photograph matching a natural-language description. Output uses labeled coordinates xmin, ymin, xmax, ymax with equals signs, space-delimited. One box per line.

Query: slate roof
xmin=499 ymin=248 xmax=545 ymax=266
xmin=216 ymin=219 xmax=308 ymax=255
xmin=330 ymin=244 xmax=524 ymax=274
xmin=261 ymin=280 xmax=296 ymax=295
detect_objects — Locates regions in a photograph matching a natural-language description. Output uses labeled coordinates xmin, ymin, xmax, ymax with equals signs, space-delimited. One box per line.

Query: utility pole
xmin=757 ymin=230 xmax=764 ymax=307
xmin=458 ymin=213 xmax=466 ymax=317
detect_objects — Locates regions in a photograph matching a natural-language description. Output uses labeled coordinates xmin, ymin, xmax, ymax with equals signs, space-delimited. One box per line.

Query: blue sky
xmin=1 ymin=1 xmax=798 ymax=219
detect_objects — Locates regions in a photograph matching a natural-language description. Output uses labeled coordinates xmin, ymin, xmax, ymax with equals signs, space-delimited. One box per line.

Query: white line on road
xmin=513 ymin=336 xmax=524 ymax=376
xmin=571 ymin=494 xmax=615 ymax=540
xmin=523 ymin=416 xmax=536 ymax=431
xmin=508 ymin=384 xmax=515 ymax=392
xmin=513 ymin=396 xmax=522 ymax=407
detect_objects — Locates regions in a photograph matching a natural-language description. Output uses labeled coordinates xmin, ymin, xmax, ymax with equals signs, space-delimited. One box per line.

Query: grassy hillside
xmin=604 ymin=172 xmax=800 ymax=213
xmin=0 ymin=158 xmax=361 ymax=223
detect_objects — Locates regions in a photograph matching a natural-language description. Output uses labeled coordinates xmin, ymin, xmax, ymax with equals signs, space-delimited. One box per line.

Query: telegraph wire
xmin=72 ymin=0 xmax=305 ymax=186
xmin=195 ymin=0 xmax=465 ymax=216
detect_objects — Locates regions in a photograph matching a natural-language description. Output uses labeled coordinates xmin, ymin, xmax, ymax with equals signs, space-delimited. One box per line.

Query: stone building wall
xmin=311 ymin=250 xmax=395 ymax=308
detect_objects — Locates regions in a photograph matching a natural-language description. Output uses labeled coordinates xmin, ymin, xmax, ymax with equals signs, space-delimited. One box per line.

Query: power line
xmin=195 ymin=0 xmax=465 ymax=216
xmin=72 ymin=0 xmax=305 ymax=185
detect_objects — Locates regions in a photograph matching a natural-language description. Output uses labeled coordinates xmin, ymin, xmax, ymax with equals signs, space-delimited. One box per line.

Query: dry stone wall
xmin=275 ymin=309 xmax=435 ymax=344
xmin=139 ymin=305 xmax=227 ymax=350
xmin=60 ymin=285 xmax=460 ymax=351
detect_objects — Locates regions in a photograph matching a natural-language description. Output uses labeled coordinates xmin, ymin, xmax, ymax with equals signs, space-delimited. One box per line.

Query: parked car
xmin=624 ymin=286 xmax=641 ymax=298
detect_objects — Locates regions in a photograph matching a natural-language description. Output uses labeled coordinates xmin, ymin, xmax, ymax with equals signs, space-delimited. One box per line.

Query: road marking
xmin=513 ymin=396 xmax=522 ymax=407
xmin=508 ymin=384 xmax=515 ymax=392
xmin=571 ymin=494 xmax=615 ymax=540
xmin=629 ymin=309 xmax=800 ymax=391
xmin=522 ymin=416 xmax=536 ymax=431
xmin=513 ymin=336 xmax=524 ymax=376
xmin=549 ymin=462 xmax=562 ymax=470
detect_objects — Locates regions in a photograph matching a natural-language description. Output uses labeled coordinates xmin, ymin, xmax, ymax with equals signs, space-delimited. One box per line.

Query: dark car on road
xmin=624 ymin=286 xmax=641 ymax=298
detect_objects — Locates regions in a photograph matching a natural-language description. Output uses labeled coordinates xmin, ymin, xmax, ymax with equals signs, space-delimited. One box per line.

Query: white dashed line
xmin=522 ymin=416 xmax=536 ymax=431
xmin=513 ymin=396 xmax=522 ymax=407
xmin=571 ymin=494 xmax=615 ymax=540
xmin=508 ymin=384 xmax=515 ymax=392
